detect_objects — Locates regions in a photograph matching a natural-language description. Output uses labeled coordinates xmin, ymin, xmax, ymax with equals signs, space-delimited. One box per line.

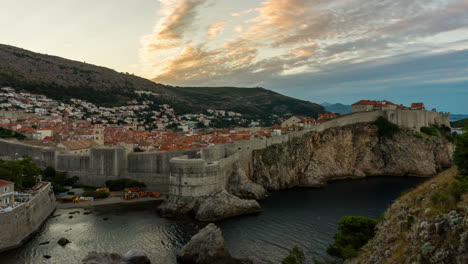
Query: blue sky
xmin=1 ymin=0 xmax=467 ymax=113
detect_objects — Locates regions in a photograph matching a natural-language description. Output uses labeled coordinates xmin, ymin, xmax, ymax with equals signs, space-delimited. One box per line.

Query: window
xmin=4 ymin=187 xmax=7 ymax=192
xmin=4 ymin=197 xmax=9 ymax=204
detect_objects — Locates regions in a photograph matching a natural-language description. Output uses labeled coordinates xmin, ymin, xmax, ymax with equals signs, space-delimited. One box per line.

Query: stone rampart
xmin=169 ymin=156 xmax=224 ymax=197
xmin=0 ymin=109 xmax=451 ymax=194
xmin=0 ymin=139 xmax=57 ymax=167
xmin=0 ymin=183 xmax=56 ymax=252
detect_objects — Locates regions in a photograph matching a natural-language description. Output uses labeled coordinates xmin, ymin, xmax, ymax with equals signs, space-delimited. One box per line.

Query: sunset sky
xmin=1 ymin=0 xmax=468 ymax=113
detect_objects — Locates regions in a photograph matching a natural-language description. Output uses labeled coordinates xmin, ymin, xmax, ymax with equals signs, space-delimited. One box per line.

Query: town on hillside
xmin=0 ymin=86 xmax=432 ymax=154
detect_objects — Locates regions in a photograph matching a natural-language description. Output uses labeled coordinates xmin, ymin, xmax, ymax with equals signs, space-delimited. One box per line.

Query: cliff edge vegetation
xmin=344 ymin=127 xmax=467 ymax=264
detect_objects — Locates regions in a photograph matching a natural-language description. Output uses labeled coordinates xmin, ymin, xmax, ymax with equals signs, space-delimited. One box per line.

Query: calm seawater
xmin=0 ymin=176 xmax=426 ymax=264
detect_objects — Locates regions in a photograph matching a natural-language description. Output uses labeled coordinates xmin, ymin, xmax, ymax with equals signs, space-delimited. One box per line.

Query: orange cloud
xmin=207 ymin=20 xmax=228 ymax=40
xmin=146 ymin=0 xmax=207 ymax=51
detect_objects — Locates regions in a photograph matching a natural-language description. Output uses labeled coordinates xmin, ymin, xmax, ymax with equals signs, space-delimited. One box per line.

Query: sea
xmin=0 ymin=176 xmax=426 ymax=264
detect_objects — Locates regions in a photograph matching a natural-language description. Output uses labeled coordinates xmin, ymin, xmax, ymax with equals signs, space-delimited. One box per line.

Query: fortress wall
xmin=201 ymin=144 xmax=226 ymax=162
xmin=127 ymin=149 xmax=199 ymax=174
xmin=0 ymin=140 xmax=57 ymax=167
xmin=122 ymin=172 xmax=171 ymax=192
xmin=385 ymin=110 xmax=450 ymax=131
xmin=56 ymin=154 xmax=90 ymax=172
xmin=0 ymin=183 xmax=56 ymax=252
xmin=89 ymin=147 xmax=127 ymax=177
xmin=169 ymin=156 xmax=224 ymax=197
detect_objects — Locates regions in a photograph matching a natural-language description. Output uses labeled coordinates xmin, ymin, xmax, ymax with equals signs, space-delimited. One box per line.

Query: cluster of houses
xmin=0 ymin=87 xmax=252 ymax=132
xmin=0 ymin=92 xmax=433 ymax=154
xmin=351 ymin=100 xmax=426 ymax=113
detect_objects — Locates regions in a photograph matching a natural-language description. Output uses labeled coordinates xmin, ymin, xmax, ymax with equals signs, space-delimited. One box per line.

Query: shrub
xmin=420 ymin=126 xmax=441 ymax=137
xmin=106 ymin=178 xmax=146 ymax=191
xmin=282 ymin=246 xmax=305 ymax=264
xmin=326 ymin=216 xmax=378 ymax=259
xmin=52 ymin=183 xmax=68 ymax=193
xmin=82 ymin=191 xmax=110 ymax=199
xmin=373 ymin=117 xmax=400 ymax=138
xmin=454 ymin=127 xmax=468 ymax=175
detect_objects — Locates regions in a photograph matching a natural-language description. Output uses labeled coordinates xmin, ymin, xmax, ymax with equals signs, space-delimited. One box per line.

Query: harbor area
xmin=56 ymin=187 xmax=164 ymax=209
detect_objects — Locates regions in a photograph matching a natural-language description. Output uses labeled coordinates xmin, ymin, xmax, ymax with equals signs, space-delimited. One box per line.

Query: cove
xmin=0 ymin=176 xmax=426 ymax=264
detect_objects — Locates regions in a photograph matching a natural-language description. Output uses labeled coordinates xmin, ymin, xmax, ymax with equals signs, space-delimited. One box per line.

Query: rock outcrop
xmin=346 ymin=168 xmax=467 ymax=264
xmin=227 ymin=163 xmax=267 ymax=200
xmin=82 ymin=250 xmax=151 ymax=264
xmin=252 ymin=123 xmax=454 ymax=190
xmin=178 ymin=223 xmax=253 ymax=264
xmin=196 ymin=190 xmax=262 ymax=221
xmin=158 ymin=191 xmax=261 ymax=221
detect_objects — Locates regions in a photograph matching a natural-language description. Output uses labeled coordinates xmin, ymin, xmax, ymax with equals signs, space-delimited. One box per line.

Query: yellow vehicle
xmin=96 ymin=188 xmax=110 ymax=193
xmin=123 ymin=193 xmax=135 ymax=200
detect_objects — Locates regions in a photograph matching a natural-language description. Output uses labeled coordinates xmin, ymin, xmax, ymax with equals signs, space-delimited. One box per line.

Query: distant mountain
xmin=0 ymin=44 xmax=325 ymax=117
xmin=450 ymin=114 xmax=468 ymax=122
xmin=321 ymin=102 xmax=352 ymax=115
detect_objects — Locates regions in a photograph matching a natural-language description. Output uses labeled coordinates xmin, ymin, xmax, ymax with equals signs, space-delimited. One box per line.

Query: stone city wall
xmin=0 ymin=110 xmax=450 ymax=194
xmin=0 ymin=183 xmax=56 ymax=252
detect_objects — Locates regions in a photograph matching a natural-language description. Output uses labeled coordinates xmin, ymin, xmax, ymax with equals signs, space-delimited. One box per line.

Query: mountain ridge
xmin=0 ymin=43 xmax=325 ymax=118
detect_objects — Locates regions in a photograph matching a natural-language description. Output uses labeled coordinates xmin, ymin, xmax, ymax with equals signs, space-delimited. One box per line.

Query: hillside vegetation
xmin=451 ymin=117 xmax=468 ymax=128
xmin=0 ymin=44 xmax=324 ymax=117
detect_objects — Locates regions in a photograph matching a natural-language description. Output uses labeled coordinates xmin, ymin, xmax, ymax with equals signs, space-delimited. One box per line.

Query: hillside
xmin=451 ymin=117 xmax=468 ymax=128
xmin=0 ymin=44 xmax=324 ymax=117
xmin=346 ymin=168 xmax=467 ymax=264
xmin=321 ymin=102 xmax=352 ymax=115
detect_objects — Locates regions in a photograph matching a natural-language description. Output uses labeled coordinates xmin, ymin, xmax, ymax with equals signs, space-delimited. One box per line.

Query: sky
xmin=1 ymin=0 xmax=467 ymax=113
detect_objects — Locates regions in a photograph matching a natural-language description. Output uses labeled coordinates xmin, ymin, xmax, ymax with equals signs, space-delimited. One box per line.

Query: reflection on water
xmin=0 ymin=176 xmax=426 ymax=264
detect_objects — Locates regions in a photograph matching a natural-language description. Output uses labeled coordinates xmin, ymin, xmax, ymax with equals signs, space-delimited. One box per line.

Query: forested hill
xmin=0 ymin=44 xmax=325 ymax=117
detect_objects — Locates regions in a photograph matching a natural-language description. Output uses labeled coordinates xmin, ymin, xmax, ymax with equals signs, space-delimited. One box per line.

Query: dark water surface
xmin=0 ymin=176 xmax=426 ymax=264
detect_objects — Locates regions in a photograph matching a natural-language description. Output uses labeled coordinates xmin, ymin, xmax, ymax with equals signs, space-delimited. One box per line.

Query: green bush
xmin=282 ymin=246 xmax=305 ymax=264
xmin=454 ymin=127 xmax=468 ymax=175
xmin=106 ymin=178 xmax=146 ymax=191
xmin=420 ymin=126 xmax=441 ymax=137
xmin=82 ymin=191 xmax=110 ymax=199
xmin=326 ymin=216 xmax=378 ymax=259
xmin=373 ymin=117 xmax=400 ymax=138
xmin=52 ymin=183 xmax=68 ymax=193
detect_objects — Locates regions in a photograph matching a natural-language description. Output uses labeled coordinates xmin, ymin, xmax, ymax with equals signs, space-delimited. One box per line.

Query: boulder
xmin=195 ymin=190 xmax=262 ymax=222
xmin=157 ymin=195 xmax=199 ymax=218
xmin=57 ymin=238 xmax=70 ymax=246
xmin=121 ymin=250 xmax=151 ymax=264
xmin=178 ymin=223 xmax=253 ymax=264
xmin=227 ymin=164 xmax=267 ymax=200
xmin=82 ymin=252 xmax=121 ymax=264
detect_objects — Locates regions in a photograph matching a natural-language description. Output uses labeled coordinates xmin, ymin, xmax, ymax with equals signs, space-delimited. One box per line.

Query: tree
xmin=454 ymin=126 xmax=468 ymax=175
xmin=282 ymin=246 xmax=305 ymax=264
xmin=326 ymin=216 xmax=378 ymax=259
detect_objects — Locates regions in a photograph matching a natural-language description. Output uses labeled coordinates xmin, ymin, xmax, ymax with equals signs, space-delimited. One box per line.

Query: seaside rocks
xmin=121 ymin=250 xmax=151 ymax=264
xmin=227 ymin=164 xmax=267 ymax=200
xmin=82 ymin=252 xmax=121 ymax=264
xmin=178 ymin=223 xmax=253 ymax=264
xmin=157 ymin=195 xmax=200 ymax=219
xmin=158 ymin=190 xmax=262 ymax=222
xmin=82 ymin=250 xmax=151 ymax=264
xmin=196 ymin=190 xmax=262 ymax=222
xmin=57 ymin=238 xmax=70 ymax=246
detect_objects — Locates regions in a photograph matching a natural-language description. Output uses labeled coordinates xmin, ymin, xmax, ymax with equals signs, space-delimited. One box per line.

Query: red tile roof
xmin=352 ymin=100 xmax=396 ymax=107
xmin=0 ymin=180 xmax=14 ymax=187
xmin=411 ymin=103 xmax=425 ymax=108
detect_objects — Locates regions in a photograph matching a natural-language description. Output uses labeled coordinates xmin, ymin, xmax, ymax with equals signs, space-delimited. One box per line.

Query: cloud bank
xmin=139 ymin=0 xmax=468 ymax=111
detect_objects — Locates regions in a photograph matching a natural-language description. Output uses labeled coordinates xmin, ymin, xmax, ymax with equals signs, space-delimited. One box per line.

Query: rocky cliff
xmin=251 ymin=123 xmax=454 ymax=190
xmin=345 ymin=167 xmax=467 ymax=264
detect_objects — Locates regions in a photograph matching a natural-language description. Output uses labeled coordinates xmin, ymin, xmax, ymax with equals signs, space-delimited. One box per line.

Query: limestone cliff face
xmin=251 ymin=123 xmax=454 ymax=190
xmin=345 ymin=168 xmax=467 ymax=264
